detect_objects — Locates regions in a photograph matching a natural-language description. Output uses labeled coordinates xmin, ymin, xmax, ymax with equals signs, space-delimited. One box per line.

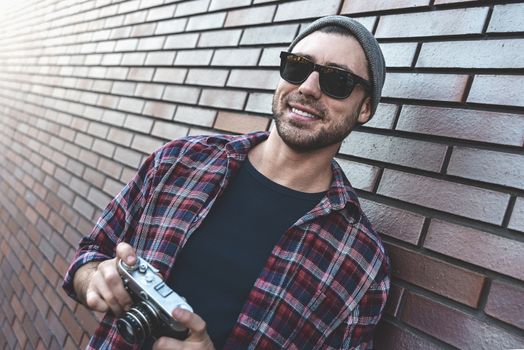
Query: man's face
xmin=272 ymin=31 xmax=371 ymax=152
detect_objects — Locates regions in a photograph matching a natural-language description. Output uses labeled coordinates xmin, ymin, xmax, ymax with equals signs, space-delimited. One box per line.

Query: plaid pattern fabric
xmin=63 ymin=132 xmax=390 ymax=350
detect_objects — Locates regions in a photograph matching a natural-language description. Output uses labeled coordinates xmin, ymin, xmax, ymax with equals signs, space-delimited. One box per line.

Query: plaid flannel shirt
xmin=63 ymin=132 xmax=390 ymax=349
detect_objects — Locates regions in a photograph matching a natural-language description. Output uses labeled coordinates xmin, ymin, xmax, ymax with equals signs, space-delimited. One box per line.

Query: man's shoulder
xmin=156 ymin=132 xmax=268 ymax=161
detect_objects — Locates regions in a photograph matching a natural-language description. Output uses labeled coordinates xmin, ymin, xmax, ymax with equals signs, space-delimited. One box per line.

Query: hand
xmin=74 ymin=242 xmax=137 ymax=316
xmin=153 ymin=308 xmax=215 ymax=350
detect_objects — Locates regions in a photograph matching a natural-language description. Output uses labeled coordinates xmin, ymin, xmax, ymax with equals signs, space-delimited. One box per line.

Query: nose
xmin=297 ymin=71 xmax=322 ymax=99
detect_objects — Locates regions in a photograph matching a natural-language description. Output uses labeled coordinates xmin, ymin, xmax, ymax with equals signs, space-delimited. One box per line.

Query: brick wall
xmin=0 ymin=0 xmax=523 ymax=349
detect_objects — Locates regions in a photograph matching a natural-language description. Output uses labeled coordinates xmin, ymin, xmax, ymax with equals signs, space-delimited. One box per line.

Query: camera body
xmin=116 ymin=256 xmax=193 ymax=345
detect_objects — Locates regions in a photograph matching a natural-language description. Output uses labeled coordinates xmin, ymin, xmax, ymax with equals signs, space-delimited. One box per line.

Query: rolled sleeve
xmin=62 ymin=150 xmax=160 ymax=300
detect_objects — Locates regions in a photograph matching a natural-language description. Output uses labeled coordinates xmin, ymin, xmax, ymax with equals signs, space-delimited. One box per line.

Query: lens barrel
xmin=117 ymin=301 xmax=158 ymax=344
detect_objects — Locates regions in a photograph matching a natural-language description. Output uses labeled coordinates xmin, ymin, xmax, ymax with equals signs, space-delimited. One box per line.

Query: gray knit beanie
xmin=288 ymin=15 xmax=386 ymax=117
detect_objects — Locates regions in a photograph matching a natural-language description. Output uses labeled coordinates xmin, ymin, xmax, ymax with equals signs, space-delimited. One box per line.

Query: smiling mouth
xmin=289 ymin=106 xmax=321 ymax=120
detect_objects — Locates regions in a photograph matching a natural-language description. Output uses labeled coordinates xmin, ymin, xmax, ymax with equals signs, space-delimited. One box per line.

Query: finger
xmin=172 ymin=308 xmax=208 ymax=341
xmin=98 ymin=261 xmax=132 ymax=309
xmin=116 ymin=242 xmax=137 ymax=266
xmin=90 ymin=269 xmax=125 ymax=315
xmin=152 ymin=336 xmax=183 ymax=350
xmin=85 ymin=288 xmax=108 ymax=313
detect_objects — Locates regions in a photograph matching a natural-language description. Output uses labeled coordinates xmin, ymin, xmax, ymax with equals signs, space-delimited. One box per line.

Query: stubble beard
xmin=271 ymin=91 xmax=361 ymax=153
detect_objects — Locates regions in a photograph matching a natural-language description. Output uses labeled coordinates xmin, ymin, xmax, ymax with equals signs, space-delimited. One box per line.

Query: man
xmin=63 ymin=15 xmax=390 ymax=349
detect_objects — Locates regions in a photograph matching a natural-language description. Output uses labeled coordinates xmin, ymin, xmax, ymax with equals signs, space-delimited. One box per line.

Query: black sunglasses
xmin=279 ymin=51 xmax=370 ymax=99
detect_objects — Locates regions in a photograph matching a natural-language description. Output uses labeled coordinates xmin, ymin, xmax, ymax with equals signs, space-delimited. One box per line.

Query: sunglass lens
xmin=281 ymin=55 xmax=311 ymax=84
xmin=320 ymin=68 xmax=354 ymax=99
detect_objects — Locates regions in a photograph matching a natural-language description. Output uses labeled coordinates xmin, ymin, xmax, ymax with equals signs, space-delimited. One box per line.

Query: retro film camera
xmin=116 ymin=256 xmax=193 ymax=345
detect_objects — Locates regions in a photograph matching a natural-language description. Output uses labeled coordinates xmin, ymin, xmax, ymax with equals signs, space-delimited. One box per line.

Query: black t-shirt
xmin=165 ymin=158 xmax=325 ymax=348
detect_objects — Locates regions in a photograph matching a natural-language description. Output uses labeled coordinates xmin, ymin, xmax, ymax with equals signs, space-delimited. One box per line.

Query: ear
xmin=357 ymin=96 xmax=372 ymax=124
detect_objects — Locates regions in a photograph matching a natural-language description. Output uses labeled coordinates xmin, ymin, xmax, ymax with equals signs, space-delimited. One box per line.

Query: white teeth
xmin=291 ymin=107 xmax=318 ymax=119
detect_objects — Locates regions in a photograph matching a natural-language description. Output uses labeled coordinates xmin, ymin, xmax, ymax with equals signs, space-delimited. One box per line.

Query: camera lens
xmin=117 ymin=301 xmax=158 ymax=344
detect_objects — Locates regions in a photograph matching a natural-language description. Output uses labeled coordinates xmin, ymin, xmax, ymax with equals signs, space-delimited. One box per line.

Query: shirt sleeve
xmin=321 ymin=253 xmax=390 ymax=349
xmin=343 ymin=258 xmax=391 ymax=349
xmin=62 ymin=149 xmax=161 ymax=301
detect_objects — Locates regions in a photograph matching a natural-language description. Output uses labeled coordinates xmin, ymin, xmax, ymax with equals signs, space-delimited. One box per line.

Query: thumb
xmin=116 ymin=242 xmax=137 ymax=265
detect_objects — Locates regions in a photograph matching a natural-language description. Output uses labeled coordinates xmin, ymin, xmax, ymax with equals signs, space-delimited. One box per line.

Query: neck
xmin=248 ymin=130 xmax=338 ymax=193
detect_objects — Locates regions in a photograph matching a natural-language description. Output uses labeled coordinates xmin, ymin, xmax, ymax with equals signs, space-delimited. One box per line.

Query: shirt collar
xmin=222 ymin=131 xmax=360 ymax=212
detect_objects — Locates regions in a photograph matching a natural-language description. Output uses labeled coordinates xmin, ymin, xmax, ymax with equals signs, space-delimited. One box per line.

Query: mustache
xmin=284 ymin=93 xmax=326 ymax=118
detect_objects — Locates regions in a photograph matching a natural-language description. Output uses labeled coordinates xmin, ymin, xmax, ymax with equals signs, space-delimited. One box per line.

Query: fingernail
xmin=173 ymin=308 xmax=183 ymax=319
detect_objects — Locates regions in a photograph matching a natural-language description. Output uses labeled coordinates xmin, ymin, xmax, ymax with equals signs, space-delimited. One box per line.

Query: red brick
xmin=174 ymin=106 xmax=216 ymax=127
xmin=384 ymin=284 xmax=404 ymax=317
xmin=130 ymin=23 xmax=156 ymax=37
xmin=19 ymin=269 xmax=35 ymax=294
xmin=97 ymin=157 xmax=124 ymax=178
xmin=143 ymin=101 xmax=176 ymax=120
xmin=151 ymin=121 xmax=189 ymax=141
xmin=227 ymin=69 xmax=280 ymax=90
xmin=164 ymin=33 xmax=199 ymax=49
xmin=360 ymin=199 xmax=424 ymax=245
xmin=509 ymin=197 xmax=524 ymax=232
xmin=144 ymin=51 xmax=176 ymax=66
xmin=11 ymin=294 xmax=25 ymax=321
xmin=186 ymin=12 xmax=226 ymax=31
xmin=211 ymin=48 xmax=261 ymax=66
xmin=340 ymin=131 xmax=447 ymax=172
xmin=417 ymin=39 xmax=524 ymax=69
xmin=468 ymin=75 xmax=524 ymax=108
xmin=376 ymin=7 xmax=489 ymax=38
xmin=12 ymin=317 xmax=28 ymax=348
xmin=127 ymin=67 xmax=154 ymax=81
xmin=186 ymin=68 xmax=229 ymax=87
xmin=175 ymin=0 xmax=210 ymax=17
xmin=33 ymin=311 xmax=52 ymax=348
xmin=155 ymin=18 xmax=187 ymax=35
xmin=386 ymin=242 xmax=485 ymax=307
xmin=365 ymin=103 xmax=398 ymax=129
xmin=214 ymin=112 xmax=269 ymax=134
xmin=402 ymin=291 xmax=524 ymax=348
xmin=377 ymin=170 xmax=509 ymax=225
xmin=114 ymin=38 xmax=138 ymax=52
xmin=199 ymin=88 xmax=247 ymax=110
xmin=375 ymin=320 xmax=441 ymax=350
xmin=275 ymin=0 xmax=338 ymax=21
xmin=209 ymin=0 xmax=251 ymax=11
xmin=240 ymin=24 xmax=299 ymax=45
xmin=124 ymin=114 xmax=154 ymax=133
xmin=485 ymin=280 xmax=524 ymax=330
xmin=120 ymin=52 xmax=146 ymax=65
xmin=46 ymin=310 xmax=67 ymax=347
xmin=134 ymin=83 xmax=164 ymax=100
xmin=163 ymin=85 xmax=201 ymax=104
xmin=382 ymin=73 xmax=468 ymax=102
xmin=74 ymin=305 xmax=100 ymax=335
xmin=114 ymin=147 xmax=142 ymax=168
xmin=22 ymin=313 xmax=40 ymax=348
xmin=380 ymin=42 xmax=417 ymax=68
xmin=425 ymin=220 xmax=524 ymax=281
xmin=198 ymin=29 xmax=242 ymax=47
xmin=60 ymin=307 xmax=83 ymax=345
xmin=174 ymin=49 xmax=214 ymax=66
xmin=488 ymin=3 xmax=524 ymax=33
xmin=336 ymin=158 xmax=380 ymax=192
xmin=396 ymin=105 xmax=524 ymax=146
xmin=131 ymin=134 xmax=163 ymax=154
xmin=246 ymin=92 xmax=273 ymax=114
xmin=342 ymin=0 xmax=430 ymax=14
xmin=447 ymin=147 xmax=524 ymax=190
xmin=225 ymin=5 xmax=276 ymax=27
xmin=146 ymin=4 xmax=176 ymax=21
xmin=153 ymin=68 xmax=187 ymax=84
